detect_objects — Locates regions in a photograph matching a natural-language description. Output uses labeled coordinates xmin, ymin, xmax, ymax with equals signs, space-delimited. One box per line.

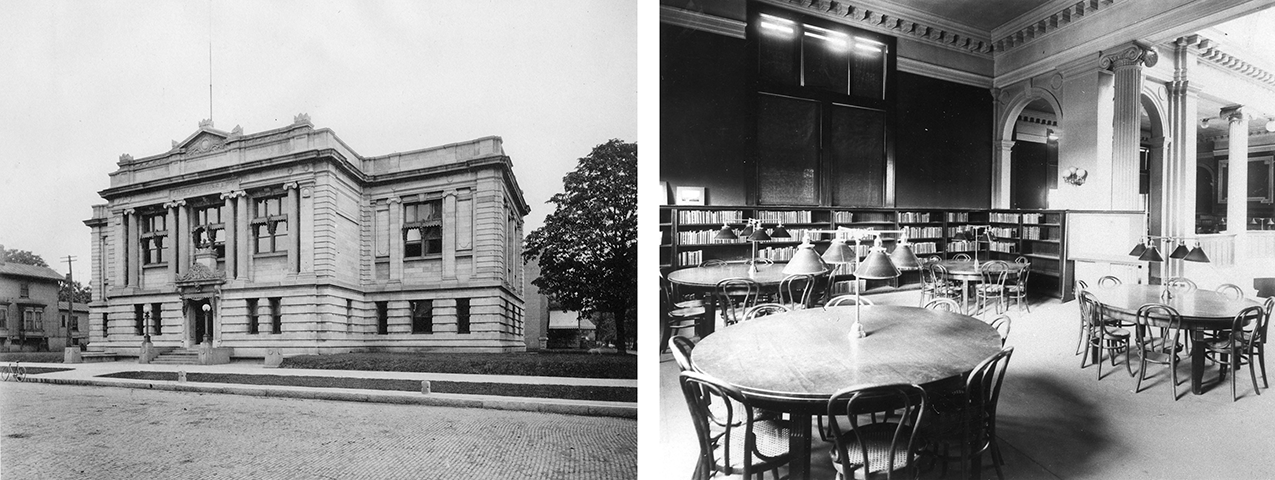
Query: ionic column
xmin=1223 ymin=105 xmax=1249 ymax=232
xmin=221 ymin=191 xmax=241 ymax=278
xmin=388 ymin=197 xmax=403 ymax=282
xmin=176 ymin=201 xmax=189 ymax=275
xmin=164 ymin=202 xmax=179 ymax=283
xmin=993 ymin=140 xmax=1015 ymax=208
xmin=237 ymin=194 xmax=251 ymax=281
xmin=1100 ymin=42 xmax=1158 ymax=211
xmin=284 ymin=182 xmax=300 ymax=274
xmin=1164 ymin=36 xmax=1202 ymax=278
xmin=125 ymin=209 xmax=138 ymax=287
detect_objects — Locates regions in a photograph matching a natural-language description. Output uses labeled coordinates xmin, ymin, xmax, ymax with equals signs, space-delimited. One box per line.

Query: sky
xmin=0 ymin=0 xmax=638 ymax=277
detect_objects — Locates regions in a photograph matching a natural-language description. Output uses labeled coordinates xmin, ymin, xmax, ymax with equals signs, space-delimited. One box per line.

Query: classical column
xmin=388 ymin=197 xmax=403 ymax=282
xmin=443 ymin=192 xmax=457 ymax=279
xmin=284 ymin=182 xmax=300 ymax=274
xmin=176 ymin=201 xmax=189 ymax=275
xmin=1163 ymin=37 xmax=1202 ymax=279
xmin=164 ymin=202 xmax=179 ymax=283
xmin=1100 ymin=42 xmax=1158 ymax=211
xmin=993 ymin=140 xmax=1015 ymax=208
xmin=1223 ymin=105 xmax=1249 ymax=232
xmin=237 ymin=194 xmax=251 ymax=282
xmin=221 ymin=192 xmax=239 ymax=278
xmin=124 ymin=209 xmax=138 ymax=287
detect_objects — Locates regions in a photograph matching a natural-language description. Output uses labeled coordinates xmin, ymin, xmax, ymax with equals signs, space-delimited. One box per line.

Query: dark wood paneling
xmin=894 ymin=72 xmax=993 ymax=209
xmin=1012 ymin=140 xmax=1049 ymax=209
xmin=660 ymin=25 xmax=749 ymax=205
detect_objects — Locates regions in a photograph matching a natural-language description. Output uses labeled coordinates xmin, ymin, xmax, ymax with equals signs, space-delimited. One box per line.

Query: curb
xmin=22 ymin=377 xmax=637 ymax=419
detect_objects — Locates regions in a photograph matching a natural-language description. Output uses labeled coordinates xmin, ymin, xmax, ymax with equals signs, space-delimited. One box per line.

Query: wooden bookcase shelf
xmin=661 ymin=205 xmax=1071 ymax=298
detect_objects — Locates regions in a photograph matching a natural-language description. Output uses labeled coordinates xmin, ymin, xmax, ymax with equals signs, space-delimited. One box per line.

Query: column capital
xmin=387 ymin=197 xmax=403 ymax=205
xmin=220 ymin=190 xmax=246 ymax=200
xmin=283 ymin=181 xmax=300 ymax=190
xmin=1221 ymin=105 xmax=1248 ymax=124
xmin=162 ymin=199 xmax=186 ymax=209
xmin=997 ymin=140 xmax=1016 ymax=150
xmin=1100 ymin=42 xmax=1158 ymax=71
xmin=1166 ymin=80 xmax=1202 ymax=96
xmin=123 ymin=208 xmax=136 ymax=215
xmin=1173 ymin=35 xmax=1201 ymax=48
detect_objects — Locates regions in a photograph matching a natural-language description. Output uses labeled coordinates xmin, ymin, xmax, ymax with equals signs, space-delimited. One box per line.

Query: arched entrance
xmin=1009 ymin=99 xmax=1059 ymax=209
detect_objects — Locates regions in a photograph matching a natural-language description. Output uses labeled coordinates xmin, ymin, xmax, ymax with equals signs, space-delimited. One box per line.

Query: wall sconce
xmin=1063 ymin=167 xmax=1088 ymax=186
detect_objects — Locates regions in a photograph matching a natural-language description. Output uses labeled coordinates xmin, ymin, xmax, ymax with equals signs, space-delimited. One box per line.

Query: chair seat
xmin=829 ymin=423 xmax=914 ymax=478
xmin=675 ymin=298 xmax=706 ymax=309
xmin=1094 ymin=327 xmax=1131 ymax=339
xmin=712 ymin=418 xmax=792 ymax=471
xmin=669 ymin=306 xmax=705 ymax=318
xmin=1137 ymin=349 xmax=1180 ymax=365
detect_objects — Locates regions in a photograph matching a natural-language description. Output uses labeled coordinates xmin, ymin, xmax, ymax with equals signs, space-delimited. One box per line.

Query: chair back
xmin=827 ymin=295 xmax=874 ymax=307
xmin=1216 ymin=283 xmax=1245 ymax=300
xmin=778 ymin=274 xmax=816 ymax=309
xmin=929 ymin=262 xmax=952 ymax=286
xmin=716 ymin=278 xmax=760 ymax=326
xmin=1014 ymin=256 xmax=1030 ymax=265
xmin=926 ymin=255 xmax=942 ymax=264
xmin=1078 ymin=290 xmax=1106 ymax=330
xmin=979 ymin=261 xmax=1009 ymax=289
xmin=700 ymin=259 xmax=727 ymax=268
xmin=1075 ymin=279 xmax=1089 ymax=294
xmin=743 ymin=303 xmax=791 ymax=321
xmin=923 ymin=298 xmax=960 ymax=312
xmin=1097 ymin=275 xmax=1122 ymax=288
xmin=953 ymin=253 xmax=972 ymax=261
xmin=826 ymin=383 xmax=927 ymax=480
xmin=1134 ymin=303 xmax=1183 ymax=356
xmin=989 ymin=315 xmax=1011 ymax=345
xmin=962 ymin=347 xmax=1015 ymax=457
xmin=1165 ymin=277 xmax=1198 ymax=292
xmin=680 ymin=371 xmax=788 ymax=479
xmin=669 ymin=336 xmax=696 ymax=372
xmin=1232 ymin=305 xmax=1268 ymax=351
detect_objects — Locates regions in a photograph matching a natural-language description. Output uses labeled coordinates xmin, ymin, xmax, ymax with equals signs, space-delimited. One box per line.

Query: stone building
xmin=83 ymin=115 xmax=528 ymax=362
xmin=0 ymin=246 xmax=89 ymax=351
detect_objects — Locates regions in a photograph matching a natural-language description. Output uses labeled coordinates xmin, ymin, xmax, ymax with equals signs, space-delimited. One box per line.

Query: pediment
xmin=173 ymin=126 xmax=230 ymax=154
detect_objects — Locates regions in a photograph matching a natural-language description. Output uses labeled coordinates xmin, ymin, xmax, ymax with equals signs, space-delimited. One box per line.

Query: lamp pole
xmin=201 ymin=303 xmax=212 ymax=344
xmin=143 ymin=311 xmax=152 ymax=343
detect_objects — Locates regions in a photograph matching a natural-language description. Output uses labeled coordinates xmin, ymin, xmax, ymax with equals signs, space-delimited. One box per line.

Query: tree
xmin=3 ymin=248 xmax=48 ymax=267
xmin=524 ymin=139 xmax=637 ymax=354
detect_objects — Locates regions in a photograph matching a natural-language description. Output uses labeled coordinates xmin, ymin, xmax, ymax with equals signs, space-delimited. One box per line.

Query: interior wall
xmin=1012 ymin=140 xmax=1049 ymax=209
xmin=894 ymin=72 xmax=993 ymax=209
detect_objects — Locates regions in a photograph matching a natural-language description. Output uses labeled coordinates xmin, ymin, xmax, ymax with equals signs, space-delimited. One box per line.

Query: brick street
xmin=0 ymin=382 xmax=635 ymax=479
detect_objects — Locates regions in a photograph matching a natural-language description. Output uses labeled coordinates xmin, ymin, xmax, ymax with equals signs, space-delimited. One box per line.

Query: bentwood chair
xmin=1165 ymin=277 xmax=1198 ymax=292
xmin=1074 ymin=280 xmax=1090 ymax=355
xmin=1014 ymin=256 xmax=1030 ymax=266
xmin=1079 ymin=291 xmax=1133 ymax=380
xmin=778 ymin=274 xmax=816 ymax=309
xmin=742 ymin=303 xmax=791 ymax=322
xmin=662 ymin=276 xmax=704 ymax=351
xmin=920 ymin=263 xmax=960 ymax=307
xmin=669 ymin=335 xmax=697 ymax=372
xmin=953 ymin=253 xmax=972 ymax=262
xmin=926 ymin=347 xmax=1015 ymax=480
xmin=826 ymin=383 xmax=927 ymax=480
xmin=1201 ymin=305 xmax=1268 ymax=401
xmin=1132 ymin=304 xmax=1185 ymax=400
xmin=1005 ymin=264 xmax=1031 ymax=312
xmin=827 ymin=295 xmax=874 ymax=307
xmin=680 ymin=371 xmax=792 ymax=480
xmin=989 ymin=315 xmax=1012 ymax=346
xmin=923 ymin=298 xmax=961 ymax=312
xmin=1216 ymin=283 xmax=1246 ymax=300
xmin=716 ymin=278 xmax=760 ymax=327
xmin=1097 ymin=275 xmax=1122 ymax=288
xmin=975 ymin=261 xmax=1010 ymax=316
xmin=1256 ymin=297 xmax=1275 ymax=388
xmin=700 ymin=259 xmax=727 ymax=268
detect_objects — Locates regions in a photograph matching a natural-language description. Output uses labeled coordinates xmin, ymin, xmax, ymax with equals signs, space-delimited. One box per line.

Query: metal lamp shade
xmin=770 ymin=224 xmax=791 ymax=238
xmin=1169 ymin=243 xmax=1190 ymax=260
xmin=889 ymin=243 xmax=921 ymax=270
xmin=783 ymin=240 xmax=828 ymax=275
xmin=1184 ymin=245 xmax=1210 ymax=263
xmin=740 ymin=224 xmax=754 ymax=236
xmin=821 ymin=239 xmax=856 ymax=264
xmin=854 ymin=248 xmax=900 ymax=280
xmin=1137 ymin=244 xmax=1163 ymax=262
xmin=1128 ymin=241 xmax=1147 ymax=257
xmin=714 ymin=224 xmax=737 ymax=240
xmin=747 ymin=228 xmax=772 ymax=242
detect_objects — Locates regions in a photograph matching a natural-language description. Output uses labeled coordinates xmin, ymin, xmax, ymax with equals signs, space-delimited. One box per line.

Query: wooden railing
xmin=1195 ymin=233 xmax=1237 ymax=267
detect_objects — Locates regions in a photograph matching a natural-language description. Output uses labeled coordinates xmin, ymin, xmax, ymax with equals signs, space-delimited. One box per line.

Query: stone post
xmin=237 ymin=194 xmax=251 ymax=281
xmin=1223 ymin=105 xmax=1249 ymax=232
xmin=222 ymin=192 xmax=238 ymax=278
xmin=1100 ymin=42 xmax=1158 ymax=211
xmin=389 ymin=197 xmax=403 ymax=282
xmin=285 ymin=182 xmax=300 ymax=274
xmin=165 ymin=202 xmax=178 ymax=283
xmin=176 ymin=201 xmax=189 ymax=275
xmin=443 ymin=192 xmax=457 ymax=279
xmin=126 ymin=208 xmax=139 ymax=287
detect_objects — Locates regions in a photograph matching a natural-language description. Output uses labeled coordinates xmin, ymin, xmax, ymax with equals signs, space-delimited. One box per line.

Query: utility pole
xmin=62 ymin=256 xmax=76 ymax=349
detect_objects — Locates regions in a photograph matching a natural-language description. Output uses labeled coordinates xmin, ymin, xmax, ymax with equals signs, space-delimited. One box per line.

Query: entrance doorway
xmin=187 ymin=299 xmax=212 ymax=346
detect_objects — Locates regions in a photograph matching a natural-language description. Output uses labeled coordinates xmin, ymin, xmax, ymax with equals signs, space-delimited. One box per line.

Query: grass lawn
xmin=99 ymin=371 xmax=636 ymax=403
xmin=280 ymin=351 xmax=637 ymax=379
xmin=0 ymin=352 xmax=64 ymax=363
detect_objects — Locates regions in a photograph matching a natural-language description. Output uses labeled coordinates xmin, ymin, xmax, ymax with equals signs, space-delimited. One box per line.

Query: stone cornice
xmin=1196 ymin=36 xmax=1275 ymax=91
xmin=659 ymin=5 xmax=745 ymax=39
xmin=995 ymin=0 xmax=1117 ymax=54
xmin=760 ymin=0 xmax=993 ymax=56
xmin=896 ymin=57 xmax=992 ymax=88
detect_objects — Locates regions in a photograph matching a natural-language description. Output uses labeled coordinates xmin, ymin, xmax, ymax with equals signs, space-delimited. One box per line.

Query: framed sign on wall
xmin=675 ymin=186 xmax=705 ymax=206
xmin=1219 ymin=154 xmax=1274 ymax=204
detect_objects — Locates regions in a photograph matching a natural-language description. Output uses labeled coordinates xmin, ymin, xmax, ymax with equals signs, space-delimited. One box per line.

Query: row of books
xmin=678 ymin=250 xmax=704 ymax=266
xmin=677 ymin=210 xmax=744 ymax=225
xmin=989 ymin=241 xmax=1018 ymax=253
xmin=1022 ymin=226 xmax=1052 ymax=240
xmin=989 ymin=212 xmax=1021 ymax=223
xmin=904 ymin=226 xmax=943 ymax=238
xmin=946 ymin=212 xmax=970 ymax=222
xmin=677 ymin=228 xmax=820 ymax=245
xmin=898 ymin=212 xmax=932 ymax=223
xmin=756 ymin=210 xmax=812 ymax=224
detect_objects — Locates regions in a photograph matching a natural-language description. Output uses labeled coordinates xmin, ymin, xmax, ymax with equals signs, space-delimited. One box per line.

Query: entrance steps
xmin=151 ymin=347 xmax=202 ymax=365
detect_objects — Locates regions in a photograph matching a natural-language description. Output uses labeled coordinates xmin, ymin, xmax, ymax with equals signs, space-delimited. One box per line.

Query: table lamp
xmin=783 ymin=237 xmax=828 ymax=276
xmin=849 ymin=237 xmax=901 ymax=338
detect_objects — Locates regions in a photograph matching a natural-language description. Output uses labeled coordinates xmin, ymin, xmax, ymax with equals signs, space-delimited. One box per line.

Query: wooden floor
xmin=656 ymin=292 xmax=1275 ymax=479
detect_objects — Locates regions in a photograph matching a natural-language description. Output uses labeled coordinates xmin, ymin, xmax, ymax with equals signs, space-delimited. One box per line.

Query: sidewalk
xmin=5 ymin=360 xmax=636 ymax=419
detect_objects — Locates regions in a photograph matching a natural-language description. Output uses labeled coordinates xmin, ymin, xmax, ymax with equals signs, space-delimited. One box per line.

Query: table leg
xmin=962 ymin=279 xmax=971 ymax=315
xmin=696 ymin=292 xmax=717 ymax=339
xmin=788 ymin=412 xmax=813 ymax=480
xmin=1191 ymin=329 xmax=1205 ymax=395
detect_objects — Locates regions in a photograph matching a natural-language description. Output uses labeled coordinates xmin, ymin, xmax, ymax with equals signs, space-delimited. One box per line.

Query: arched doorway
xmin=1010 ymin=99 xmax=1059 ymax=209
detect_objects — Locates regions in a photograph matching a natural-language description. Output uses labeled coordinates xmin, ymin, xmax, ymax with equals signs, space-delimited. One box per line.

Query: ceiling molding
xmin=897 ymin=57 xmax=993 ymax=88
xmin=660 ymin=5 xmax=746 ymax=39
xmin=994 ymin=0 xmax=1118 ymax=55
xmin=1196 ymin=35 xmax=1275 ymax=91
xmin=761 ymin=0 xmax=994 ymax=56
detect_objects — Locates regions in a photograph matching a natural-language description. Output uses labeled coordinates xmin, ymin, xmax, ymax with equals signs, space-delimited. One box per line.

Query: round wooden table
xmin=937 ymin=259 xmax=1028 ymax=313
xmin=1088 ymin=284 xmax=1260 ymax=395
xmin=693 ymin=305 xmax=1002 ymax=479
xmin=667 ymin=262 xmax=828 ymax=336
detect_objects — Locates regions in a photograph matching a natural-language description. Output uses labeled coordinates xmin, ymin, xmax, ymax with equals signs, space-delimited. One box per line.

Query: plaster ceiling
xmin=867 ymin=0 xmax=1054 ymax=33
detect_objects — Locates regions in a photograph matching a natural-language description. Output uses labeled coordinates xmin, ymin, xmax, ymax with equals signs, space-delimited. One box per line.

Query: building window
xmin=102 ymin=313 xmax=108 ymax=337
xmin=346 ymin=299 xmax=353 ymax=333
xmin=456 ymin=298 xmax=470 ymax=334
xmin=140 ymin=213 xmax=168 ymax=265
xmin=134 ymin=304 xmax=145 ymax=335
xmin=193 ymin=204 xmax=226 ymax=258
xmin=269 ymin=297 xmax=282 ymax=334
xmin=376 ymin=301 xmax=388 ymax=335
xmin=0 ymin=308 xmax=7 ymax=329
xmin=411 ymin=300 xmax=433 ymax=334
xmin=151 ymin=303 xmax=162 ymax=335
xmin=19 ymin=282 xmax=29 ymax=298
xmin=253 ymin=196 xmax=289 ymax=254
xmin=61 ymin=314 xmax=67 ymax=328
xmin=247 ymin=298 xmax=259 ymax=334
xmin=70 ymin=314 xmax=78 ymax=332
xmin=404 ymin=199 xmax=443 ymax=258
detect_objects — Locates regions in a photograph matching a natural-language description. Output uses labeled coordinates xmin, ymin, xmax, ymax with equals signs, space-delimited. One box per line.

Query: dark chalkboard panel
xmin=829 ymin=104 xmax=886 ymax=206
xmin=757 ymin=94 xmax=819 ymax=205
